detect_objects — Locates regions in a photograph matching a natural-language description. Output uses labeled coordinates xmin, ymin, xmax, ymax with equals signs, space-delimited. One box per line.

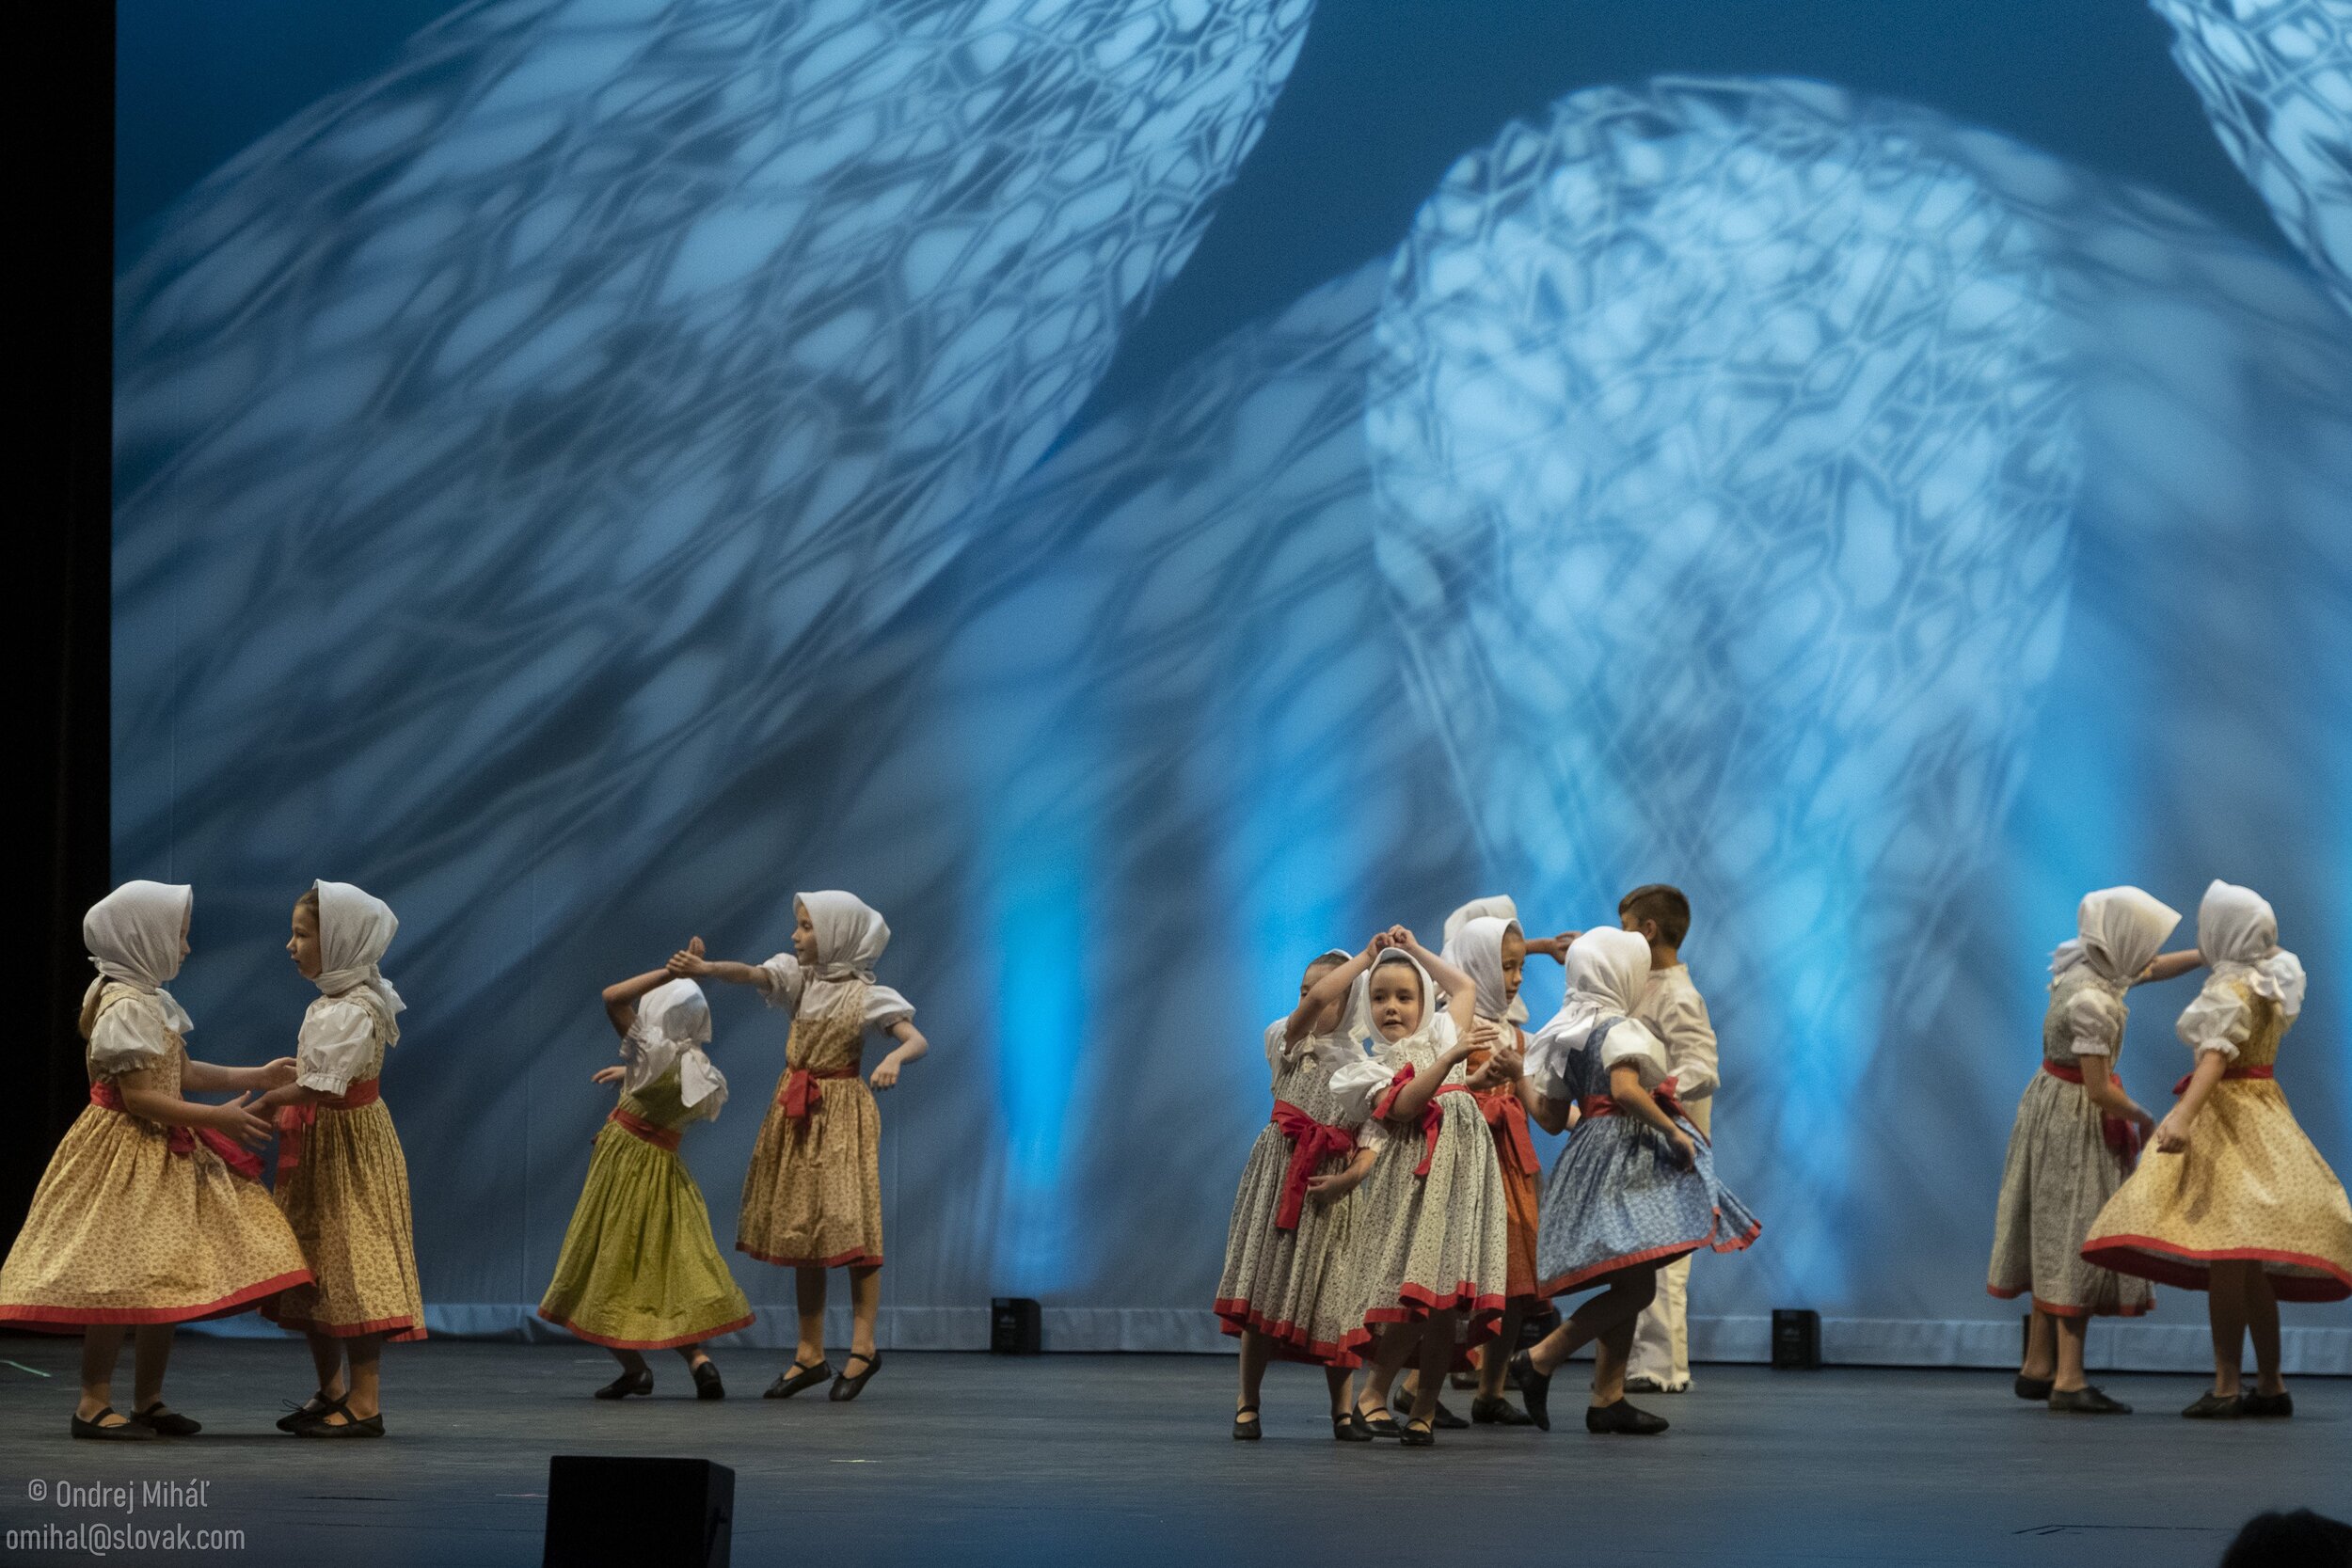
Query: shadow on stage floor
xmin=1 ymin=1343 xmax=2344 ymax=1565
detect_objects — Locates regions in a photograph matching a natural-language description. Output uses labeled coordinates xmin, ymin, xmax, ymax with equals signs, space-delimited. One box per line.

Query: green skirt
xmin=538 ymin=1120 xmax=754 ymax=1350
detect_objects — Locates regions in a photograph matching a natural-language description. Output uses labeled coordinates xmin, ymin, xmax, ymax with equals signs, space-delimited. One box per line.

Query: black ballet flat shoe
xmin=277 ymin=1390 xmax=339 ymax=1433
xmin=1353 ymin=1402 xmax=1400 ymax=1439
xmin=1585 ymin=1399 xmax=1669 ymax=1436
xmin=2182 ymin=1390 xmax=2245 ymax=1419
xmin=1232 ymin=1403 xmax=1262 ymax=1441
xmin=1332 ymin=1410 xmax=1375 ymax=1443
xmin=1392 ymin=1390 xmax=1468 ymax=1431
xmin=691 ymin=1360 xmax=724 ymax=1402
xmin=594 ymin=1368 xmax=655 ymax=1401
xmin=130 ymin=1402 xmax=201 ymax=1436
xmin=828 ymin=1351 xmax=882 ymax=1402
xmin=2013 ymin=1374 xmax=2054 ymax=1402
xmin=1398 ymin=1418 xmax=1436 ymax=1447
xmin=1470 ymin=1395 xmax=1535 ymax=1427
xmin=2047 ymin=1386 xmax=2131 ymax=1415
xmin=71 ymin=1407 xmax=157 ymax=1441
xmin=294 ymin=1399 xmax=385 ymax=1439
xmin=1508 ymin=1351 xmax=1552 ymax=1432
xmin=764 ymin=1360 xmax=834 ymax=1399
xmin=2238 ymin=1390 xmax=2293 ymax=1418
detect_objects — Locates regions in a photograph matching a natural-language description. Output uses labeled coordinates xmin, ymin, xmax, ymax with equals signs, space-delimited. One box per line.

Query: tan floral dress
xmin=738 ymin=984 xmax=887 ymax=1269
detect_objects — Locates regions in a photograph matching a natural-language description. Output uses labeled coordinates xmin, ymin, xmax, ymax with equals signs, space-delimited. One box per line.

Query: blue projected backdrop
xmin=115 ymin=1 xmax=2351 ymax=1366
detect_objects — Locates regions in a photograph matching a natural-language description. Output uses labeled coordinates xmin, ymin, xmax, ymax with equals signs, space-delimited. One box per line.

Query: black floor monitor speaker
xmin=545 ymin=1455 xmax=732 ymax=1568
xmin=992 ymin=1295 xmax=1042 ymax=1354
xmin=1772 ymin=1308 xmax=1822 ymax=1370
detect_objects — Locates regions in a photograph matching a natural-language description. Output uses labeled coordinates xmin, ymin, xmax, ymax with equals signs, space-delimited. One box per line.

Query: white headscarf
xmin=1443 ymin=898 xmax=1530 ymax=1022
xmin=312 ymin=879 xmax=406 ymax=1038
xmin=1533 ymin=927 xmax=1652 ymax=1049
xmin=1447 ymin=915 xmax=1523 ymax=1025
xmin=799 ymin=891 xmax=890 ymax=982
xmin=83 ymin=880 xmax=196 ymax=1035
xmin=2197 ymin=879 xmax=2305 ymax=1018
xmin=2049 ymin=886 xmax=2181 ymax=991
xmin=1349 ymin=946 xmax=1456 ymax=1057
xmin=621 ymin=977 xmax=727 ymax=1116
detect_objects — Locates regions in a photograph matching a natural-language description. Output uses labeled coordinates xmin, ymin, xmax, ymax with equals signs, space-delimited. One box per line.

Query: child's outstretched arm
xmin=871 ymin=1020 xmax=929 ymax=1091
xmin=1522 ymin=930 xmax=1581 ymax=965
xmin=603 ymin=964 xmax=678 ymax=1037
xmin=667 ymin=936 xmax=767 ymax=988
xmin=1305 ymin=1146 xmax=1378 ymax=1203
xmin=1286 ymin=942 xmax=1376 ymax=1047
xmin=114 ymin=1066 xmax=275 ymax=1149
xmin=1391 ymin=926 xmax=1477 ymax=1040
xmin=2139 ymin=950 xmax=2206 ymax=984
xmin=2153 ymin=1050 xmax=2230 ymax=1153
xmin=180 ymin=1055 xmax=299 ymax=1095
xmin=2075 ymin=1054 xmax=2156 ymax=1139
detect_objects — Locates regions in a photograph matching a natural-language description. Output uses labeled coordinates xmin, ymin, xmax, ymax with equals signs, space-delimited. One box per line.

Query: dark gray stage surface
xmin=1 ymin=1343 xmax=2344 ymax=1566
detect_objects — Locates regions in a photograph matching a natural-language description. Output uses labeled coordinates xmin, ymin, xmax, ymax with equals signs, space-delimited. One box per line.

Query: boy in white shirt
xmin=1617 ymin=884 xmax=1718 ymax=1394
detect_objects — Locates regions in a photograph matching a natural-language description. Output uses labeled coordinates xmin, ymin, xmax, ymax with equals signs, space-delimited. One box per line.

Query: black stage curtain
xmin=4 ymin=6 xmax=113 ymax=1254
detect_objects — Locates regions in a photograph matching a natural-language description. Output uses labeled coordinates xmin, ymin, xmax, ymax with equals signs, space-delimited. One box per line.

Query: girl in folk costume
xmin=672 ymin=892 xmax=929 ymax=1402
xmin=1440 ymin=913 xmax=1548 ymax=1427
xmin=1216 ymin=945 xmax=1390 ymax=1442
xmin=538 ymin=948 xmax=754 ymax=1400
xmin=0 ymin=882 xmax=310 ymax=1439
xmin=256 ymin=880 xmax=426 ymax=1438
xmin=1987 ymin=887 xmax=2200 ymax=1414
xmin=2085 ymin=880 xmax=2352 ymax=1418
xmin=1512 ymin=929 xmax=1758 ymax=1436
xmin=1338 ymin=929 xmax=1510 ymax=1447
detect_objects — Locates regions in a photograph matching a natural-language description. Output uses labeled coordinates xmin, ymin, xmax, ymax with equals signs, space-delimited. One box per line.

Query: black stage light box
xmin=1772 ymin=1308 xmax=1822 ymax=1370
xmin=992 ymin=1295 xmax=1042 ymax=1354
xmin=545 ymin=1455 xmax=733 ymax=1568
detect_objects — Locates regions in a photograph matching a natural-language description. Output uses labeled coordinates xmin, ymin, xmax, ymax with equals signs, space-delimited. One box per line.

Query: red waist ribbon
xmin=2170 ymin=1063 xmax=2275 ymax=1096
xmin=1270 ymin=1101 xmax=1358 ymax=1230
xmin=1374 ymin=1066 xmax=1470 ymax=1177
xmin=608 ymin=1105 xmax=682 ymax=1152
xmin=87 ymin=1081 xmax=265 ymax=1180
xmin=778 ymin=1064 xmax=860 ymax=1129
xmin=1476 ymin=1089 xmax=1540 ymax=1176
xmin=1577 ymin=1076 xmax=1704 ymax=1142
xmin=275 ymin=1078 xmax=384 ymax=1176
xmin=2040 ymin=1061 xmax=2142 ymax=1164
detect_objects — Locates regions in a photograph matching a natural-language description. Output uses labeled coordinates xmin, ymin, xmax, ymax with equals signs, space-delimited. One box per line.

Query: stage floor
xmin=0 ymin=1343 xmax=2344 ymax=1565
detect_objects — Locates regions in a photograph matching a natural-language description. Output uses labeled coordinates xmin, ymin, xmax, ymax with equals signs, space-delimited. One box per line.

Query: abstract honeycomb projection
xmin=1368 ymin=77 xmax=2084 ymax=1295
xmin=111 ymin=0 xmax=1311 ymax=965
xmin=2154 ymin=0 xmax=2352 ymax=323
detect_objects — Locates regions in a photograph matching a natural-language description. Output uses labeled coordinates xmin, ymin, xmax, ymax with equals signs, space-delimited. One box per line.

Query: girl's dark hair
xmin=2220 ymin=1509 xmax=2352 ymax=1568
xmin=295 ymin=886 xmax=321 ymax=916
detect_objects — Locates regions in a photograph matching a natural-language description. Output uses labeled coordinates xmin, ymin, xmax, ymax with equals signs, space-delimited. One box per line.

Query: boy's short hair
xmin=1618 ymin=883 xmax=1691 ymax=947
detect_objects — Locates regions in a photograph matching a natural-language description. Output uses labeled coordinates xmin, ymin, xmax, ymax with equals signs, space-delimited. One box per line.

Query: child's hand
xmin=591 ymin=1066 xmax=626 ymax=1085
xmin=1548 ymin=931 xmax=1579 ymax=963
xmin=870 ymin=1054 xmax=902 ymax=1091
xmin=1666 ymin=1130 xmax=1698 ymax=1170
xmin=1306 ymin=1167 xmax=1364 ymax=1202
xmin=2132 ymin=1107 xmax=2158 ymax=1137
xmin=1386 ymin=924 xmax=1418 ymax=951
xmin=1368 ymin=930 xmax=1394 ymax=954
xmin=667 ymin=936 xmax=711 ymax=978
xmin=1489 ymin=1045 xmax=1524 ymax=1082
xmin=2152 ymin=1111 xmax=2192 ymax=1154
xmin=260 ymin=1056 xmax=299 ymax=1088
xmin=212 ymin=1093 xmax=274 ymax=1151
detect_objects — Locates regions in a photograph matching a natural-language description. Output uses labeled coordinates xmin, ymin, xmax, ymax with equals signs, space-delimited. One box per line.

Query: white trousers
xmin=1628 ymin=1097 xmax=1711 ymax=1387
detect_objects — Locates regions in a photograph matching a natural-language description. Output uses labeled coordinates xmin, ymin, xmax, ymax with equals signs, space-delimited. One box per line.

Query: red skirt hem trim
xmin=1335 ymin=1281 xmax=1507 ymax=1360
xmin=0 ymin=1270 xmax=314 ymax=1334
xmin=2080 ymin=1236 xmax=2352 ymax=1302
xmin=1213 ymin=1298 xmax=1362 ymax=1368
xmin=259 ymin=1303 xmax=427 ymax=1341
xmin=736 ymin=1244 xmax=882 ymax=1270
xmin=1537 ymin=1217 xmax=1761 ymax=1299
xmin=1982 ymin=1283 xmax=2155 ymax=1319
xmin=536 ymin=1309 xmax=757 ymax=1351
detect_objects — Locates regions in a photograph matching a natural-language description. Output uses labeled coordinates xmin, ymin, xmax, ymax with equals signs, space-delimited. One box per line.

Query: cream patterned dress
xmin=0 ymin=987 xmax=312 ymax=1330
xmin=1986 ymin=969 xmax=2155 ymax=1317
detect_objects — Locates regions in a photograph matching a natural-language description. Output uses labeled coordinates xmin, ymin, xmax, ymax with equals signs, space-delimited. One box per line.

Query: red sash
xmin=2041 ymin=1061 xmax=2142 ymax=1165
xmin=1269 ymin=1101 xmax=1358 ymax=1230
xmin=275 ymin=1078 xmax=383 ymax=1175
xmin=2171 ymin=1063 xmax=2275 ymax=1096
xmin=1578 ymin=1076 xmax=1704 ymax=1142
xmin=778 ymin=1064 xmax=859 ymax=1128
xmin=608 ymin=1105 xmax=682 ymax=1152
xmin=1374 ymin=1066 xmax=1470 ymax=1177
xmin=1476 ymin=1089 xmax=1540 ymax=1176
xmin=88 ymin=1081 xmax=266 ymax=1180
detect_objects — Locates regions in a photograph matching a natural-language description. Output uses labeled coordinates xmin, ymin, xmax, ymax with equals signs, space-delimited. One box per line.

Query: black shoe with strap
xmin=2047 ymin=1386 xmax=2131 ymax=1414
xmin=765 ymin=1360 xmax=834 ymax=1399
xmin=829 ymin=1351 xmax=882 ymax=1402
xmin=1585 ymin=1399 xmax=1669 ymax=1435
xmin=1508 ymin=1350 xmax=1552 ymax=1432
xmin=1470 ymin=1395 xmax=1535 ymax=1427
xmin=130 ymin=1402 xmax=201 ymax=1436
xmin=691 ymin=1359 xmax=724 ymax=1401
xmin=1331 ymin=1410 xmax=1374 ymax=1442
xmin=594 ymin=1368 xmax=654 ymax=1402
xmin=1397 ymin=1417 xmax=1436 ymax=1447
xmin=2238 ymin=1389 xmax=2293 ymax=1418
xmin=1392 ymin=1389 xmax=1468 ymax=1431
xmin=1232 ymin=1403 xmax=1262 ymax=1441
xmin=294 ymin=1398 xmax=385 ymax=1439
xmin=277 ymin=1390 xmax=340 ymax=1433
xmin=1353 ymin=1400 xmax=1400 ymax=1439
xmin=71 ymin=1407 xmax=157 ymax=1441
xmin=2013 ymin=1374 xmax=2054 ymax=1401
xmin=2182 ymin=1390 xmax=2244 ymax=1419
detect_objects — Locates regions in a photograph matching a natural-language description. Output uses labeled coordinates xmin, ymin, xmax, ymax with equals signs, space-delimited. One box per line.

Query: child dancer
xmin=1215 ymin=945 xmax=1388 ymax=1441
xmin=1439 ymin=913 xmax=1545 ymax=1427
xmin=0 ymin=882 xmax=310 ymax=1438
xmin=1618 ymin=883 xmax=1719 ymax=1396
xmin=2084 ymin=880 xmax=2352 ymax=1418
xmin=1513 ymin=928 xmax=1759 ymax=1435
xmin=256 ymin=879 xmax=426 ymax=1438
xmin=671 ymin=891 xmax=929 ymax=1402
xmin=539 ymin=947 xmax=754 ymax=1399
xmin=1341 ymin=928 xmax=1509 ymax=1446
xmin=1987 ymin=885 xmax=2197 ymax=1413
